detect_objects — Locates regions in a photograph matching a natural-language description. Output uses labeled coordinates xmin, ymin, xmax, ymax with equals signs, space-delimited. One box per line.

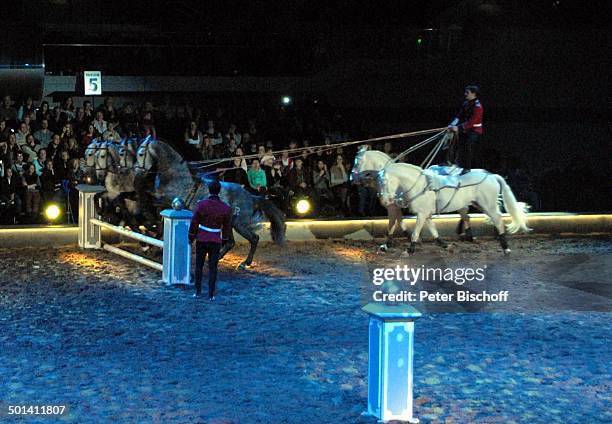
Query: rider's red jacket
xmin=452 ymin=99 xmax=484 ymax=135
xmin=188 ymin=195 xmax=232 ymax=244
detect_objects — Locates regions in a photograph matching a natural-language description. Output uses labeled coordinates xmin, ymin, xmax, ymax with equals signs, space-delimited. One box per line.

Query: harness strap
xmin=436 ymin=183 xmax=461 ymax=214
xmin=432 ymin=173 xmax=491 ymax=214
xmin=184 ymin=179 xmax=202 ymax=209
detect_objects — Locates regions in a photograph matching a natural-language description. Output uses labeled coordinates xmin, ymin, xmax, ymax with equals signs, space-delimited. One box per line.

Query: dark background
xmin=1 ymin=0 xmax=610 ymax=211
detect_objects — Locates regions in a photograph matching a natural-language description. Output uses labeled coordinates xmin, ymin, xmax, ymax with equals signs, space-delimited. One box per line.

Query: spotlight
xmin=45 ymin=204 xmax=61 ymax=222
xmin=281 ymin=96 xmax=292 ymax=105
xmin=294 ymin=198 xmax=312 ymax=216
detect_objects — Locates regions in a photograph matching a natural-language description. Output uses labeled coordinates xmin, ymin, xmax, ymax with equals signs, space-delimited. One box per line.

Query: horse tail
xmin=254 ymin=197 xmax=286 ymax=245
xmin=495 ymin=175 xmax=531 ymax=234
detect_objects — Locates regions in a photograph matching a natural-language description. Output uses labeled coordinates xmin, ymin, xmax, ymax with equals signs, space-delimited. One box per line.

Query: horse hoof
xmin=503 ymin=248 xmax=511 ymax=255
xmin=435 ymin=238 xmax=448 ymax=249
xmin=406 ymin=243 xmax=417 ymax=255
xmin=379 ymin=244 xmax=388 ymax=252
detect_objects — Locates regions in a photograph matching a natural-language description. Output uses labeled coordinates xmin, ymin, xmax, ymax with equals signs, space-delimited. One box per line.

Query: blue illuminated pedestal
xmin=362 ymin=303 xmax=422 ymax=423
xmin=160 ymin=209 xmax=193 ymax=286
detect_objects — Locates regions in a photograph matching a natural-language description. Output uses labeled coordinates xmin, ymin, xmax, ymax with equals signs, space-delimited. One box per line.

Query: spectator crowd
xmin=0 ymin=94 xmax=388 ymax=224
xmin=1 ymin=93 xmax=545 ymax=224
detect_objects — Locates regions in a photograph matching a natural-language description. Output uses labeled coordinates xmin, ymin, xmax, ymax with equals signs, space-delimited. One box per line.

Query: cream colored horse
xmin=351 ymin=149 xmax=530 ymax=254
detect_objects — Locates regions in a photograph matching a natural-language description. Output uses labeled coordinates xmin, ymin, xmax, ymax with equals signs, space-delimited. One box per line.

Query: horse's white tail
xmin=495 ymin=175 xmax=531 ymax=234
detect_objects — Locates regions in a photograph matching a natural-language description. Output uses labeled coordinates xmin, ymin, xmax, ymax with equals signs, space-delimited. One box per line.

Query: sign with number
xmin=84 ymin=71 xmax=102 ymax=95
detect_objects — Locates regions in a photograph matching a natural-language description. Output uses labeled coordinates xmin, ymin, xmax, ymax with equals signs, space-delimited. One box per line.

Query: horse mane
xmin=363 ymin=150 xmax=424 ymax=172
xmin=153 ymin=138 xmax=197 ymax=178
xmin=156 ymin=137 xmax=203 ymax=163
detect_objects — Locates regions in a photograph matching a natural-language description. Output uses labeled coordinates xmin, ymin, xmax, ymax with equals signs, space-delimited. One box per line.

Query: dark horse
xmin=133 ymin=137 xmax=286 ymax=268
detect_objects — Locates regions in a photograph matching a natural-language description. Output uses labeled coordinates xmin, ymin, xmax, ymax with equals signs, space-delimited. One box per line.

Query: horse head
xmin=350 ymin=148 xmax=392 ymax=183
xmin=135 ymin=136 xmax=158 ymax=177
xmin=115 ymin=138 xmax=136 ymax=171
xmin=83 ymin=139 xmax=108 ymax=182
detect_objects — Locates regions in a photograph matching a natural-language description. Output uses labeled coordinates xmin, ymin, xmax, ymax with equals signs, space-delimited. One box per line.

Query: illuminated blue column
xmin=160 ymin=209 xmax=193 ymax=285
xmin=76 ymin=184 xmax=106 ymax=249
xmin=362 ymin=303 xmax=422 ymax=423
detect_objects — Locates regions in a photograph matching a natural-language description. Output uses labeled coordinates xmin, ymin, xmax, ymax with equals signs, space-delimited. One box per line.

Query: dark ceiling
xmin=3 ymin=0 xmax=608 ymax=31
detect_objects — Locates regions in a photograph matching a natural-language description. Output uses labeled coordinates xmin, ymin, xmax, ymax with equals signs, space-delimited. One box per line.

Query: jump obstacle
xmin=76 ymin=184 xmax=193 ymax=285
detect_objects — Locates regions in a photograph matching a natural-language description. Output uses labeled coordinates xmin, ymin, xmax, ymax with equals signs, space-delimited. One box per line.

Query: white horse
xmin=84 ymin=139 xmax=139 ymax=223
xmin=351 ymin=149 xmax=530 ymax=254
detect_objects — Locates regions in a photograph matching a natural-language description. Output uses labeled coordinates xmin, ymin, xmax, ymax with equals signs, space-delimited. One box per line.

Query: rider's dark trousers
xmin=194 ymin=241 xmax=221 ymax=298
xmin=457 ymin=132 xmax=480 ymax=170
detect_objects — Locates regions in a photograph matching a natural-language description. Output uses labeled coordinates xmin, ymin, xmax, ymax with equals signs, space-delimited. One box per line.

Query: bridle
xmin=350 ymin=149 xmax=380 ymax=184
xmin=135 ymin=136 xmax=159 ymax=175
xmin=84 ymin=140 xmax=110 ymax=179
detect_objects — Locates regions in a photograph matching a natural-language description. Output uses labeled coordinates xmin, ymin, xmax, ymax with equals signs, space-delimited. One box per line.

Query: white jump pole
xmin=102 ymin=244 xmax=163 ymax=271
xmin=77 ymin=185 xmax=193 ymax=286
xmin=362 ymin=303 xmax=422 ymax=423
xmin=90 ymin=218 xmax=164 ymax=248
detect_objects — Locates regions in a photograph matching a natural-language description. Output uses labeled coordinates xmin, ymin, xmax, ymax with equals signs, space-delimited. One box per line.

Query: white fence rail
xmin=77 ymin=184 xmax=193 ymax=285
xmin=90 ymin=218 xmax=164 ymax=248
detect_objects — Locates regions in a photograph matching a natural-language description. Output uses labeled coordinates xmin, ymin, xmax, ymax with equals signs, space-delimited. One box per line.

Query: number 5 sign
xmin=84 ymin=71 xmax=102 ymax=95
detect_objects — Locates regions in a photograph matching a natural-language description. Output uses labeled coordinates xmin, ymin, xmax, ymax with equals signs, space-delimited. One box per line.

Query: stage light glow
xmin=281 ymin=96 xmax=292 ymax=105
xmin=45 ymin=204 xmax=61 ymax=221
xmin=295 ymin=199 xmax=312 ymax=215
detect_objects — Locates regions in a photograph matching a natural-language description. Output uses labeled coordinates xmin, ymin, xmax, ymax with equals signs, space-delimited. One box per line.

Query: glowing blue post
xmin=160 ymin=208 xmax=193 ymax=285
xmin=362 ymin=303 xmax=422 ymax=423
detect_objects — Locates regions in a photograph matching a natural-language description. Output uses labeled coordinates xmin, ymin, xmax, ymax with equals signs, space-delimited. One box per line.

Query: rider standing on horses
xmin=188 ymin=180 xmax=232 ymax=301
xmin=448 ymin=85 xmax=483 ymax=174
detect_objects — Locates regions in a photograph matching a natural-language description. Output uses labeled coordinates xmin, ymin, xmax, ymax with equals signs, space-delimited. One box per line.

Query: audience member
xmin=33 ymin=119 xmax=53 ymax=148
xmin=247 ymin=159 xmax=267 ymax=194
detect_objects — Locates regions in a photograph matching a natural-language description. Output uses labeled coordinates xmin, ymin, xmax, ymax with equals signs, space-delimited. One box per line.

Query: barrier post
xmin=76 ymin=184 xmax=106 ymax=249
xmin=160 ymin=208 xmax=193 ymax=285
xmin=362 ymin=303 xmax=422 ymax=423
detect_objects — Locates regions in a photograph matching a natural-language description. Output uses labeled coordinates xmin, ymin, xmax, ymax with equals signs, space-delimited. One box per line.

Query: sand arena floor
xmin=0 ymin=235 xmax=610 ymax=423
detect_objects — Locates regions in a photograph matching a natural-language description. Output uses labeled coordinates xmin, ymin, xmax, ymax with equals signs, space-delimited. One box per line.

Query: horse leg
xmin=233 ymin=222 xmax=259 ymax=268
xmin=381 ymin=204 xmax=400 ymax=251
xmin=407 ymin=213 xmax=426 ymax=254
xmin=219 ymin=225 xmax=236 ymax=260
xmin=458 ymin=207 xmax=474 ymax=242
xmin=479 ymin=201 xmax=510 ymax=254
xmin=426 ymin=217 xmax=447 ymax=249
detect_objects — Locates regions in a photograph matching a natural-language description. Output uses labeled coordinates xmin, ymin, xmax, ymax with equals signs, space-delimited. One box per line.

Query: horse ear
xmin=358 ymin=145 xmax=368 ymax=153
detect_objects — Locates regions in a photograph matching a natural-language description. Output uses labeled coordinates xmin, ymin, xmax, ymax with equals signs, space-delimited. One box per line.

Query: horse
xmin=84 ymin=139 xmax=140 ymax=226
xmin=134 ymin=137 xmax=286 ymax=268
xmin=351 ymin=148 xmax=530 ymax=254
